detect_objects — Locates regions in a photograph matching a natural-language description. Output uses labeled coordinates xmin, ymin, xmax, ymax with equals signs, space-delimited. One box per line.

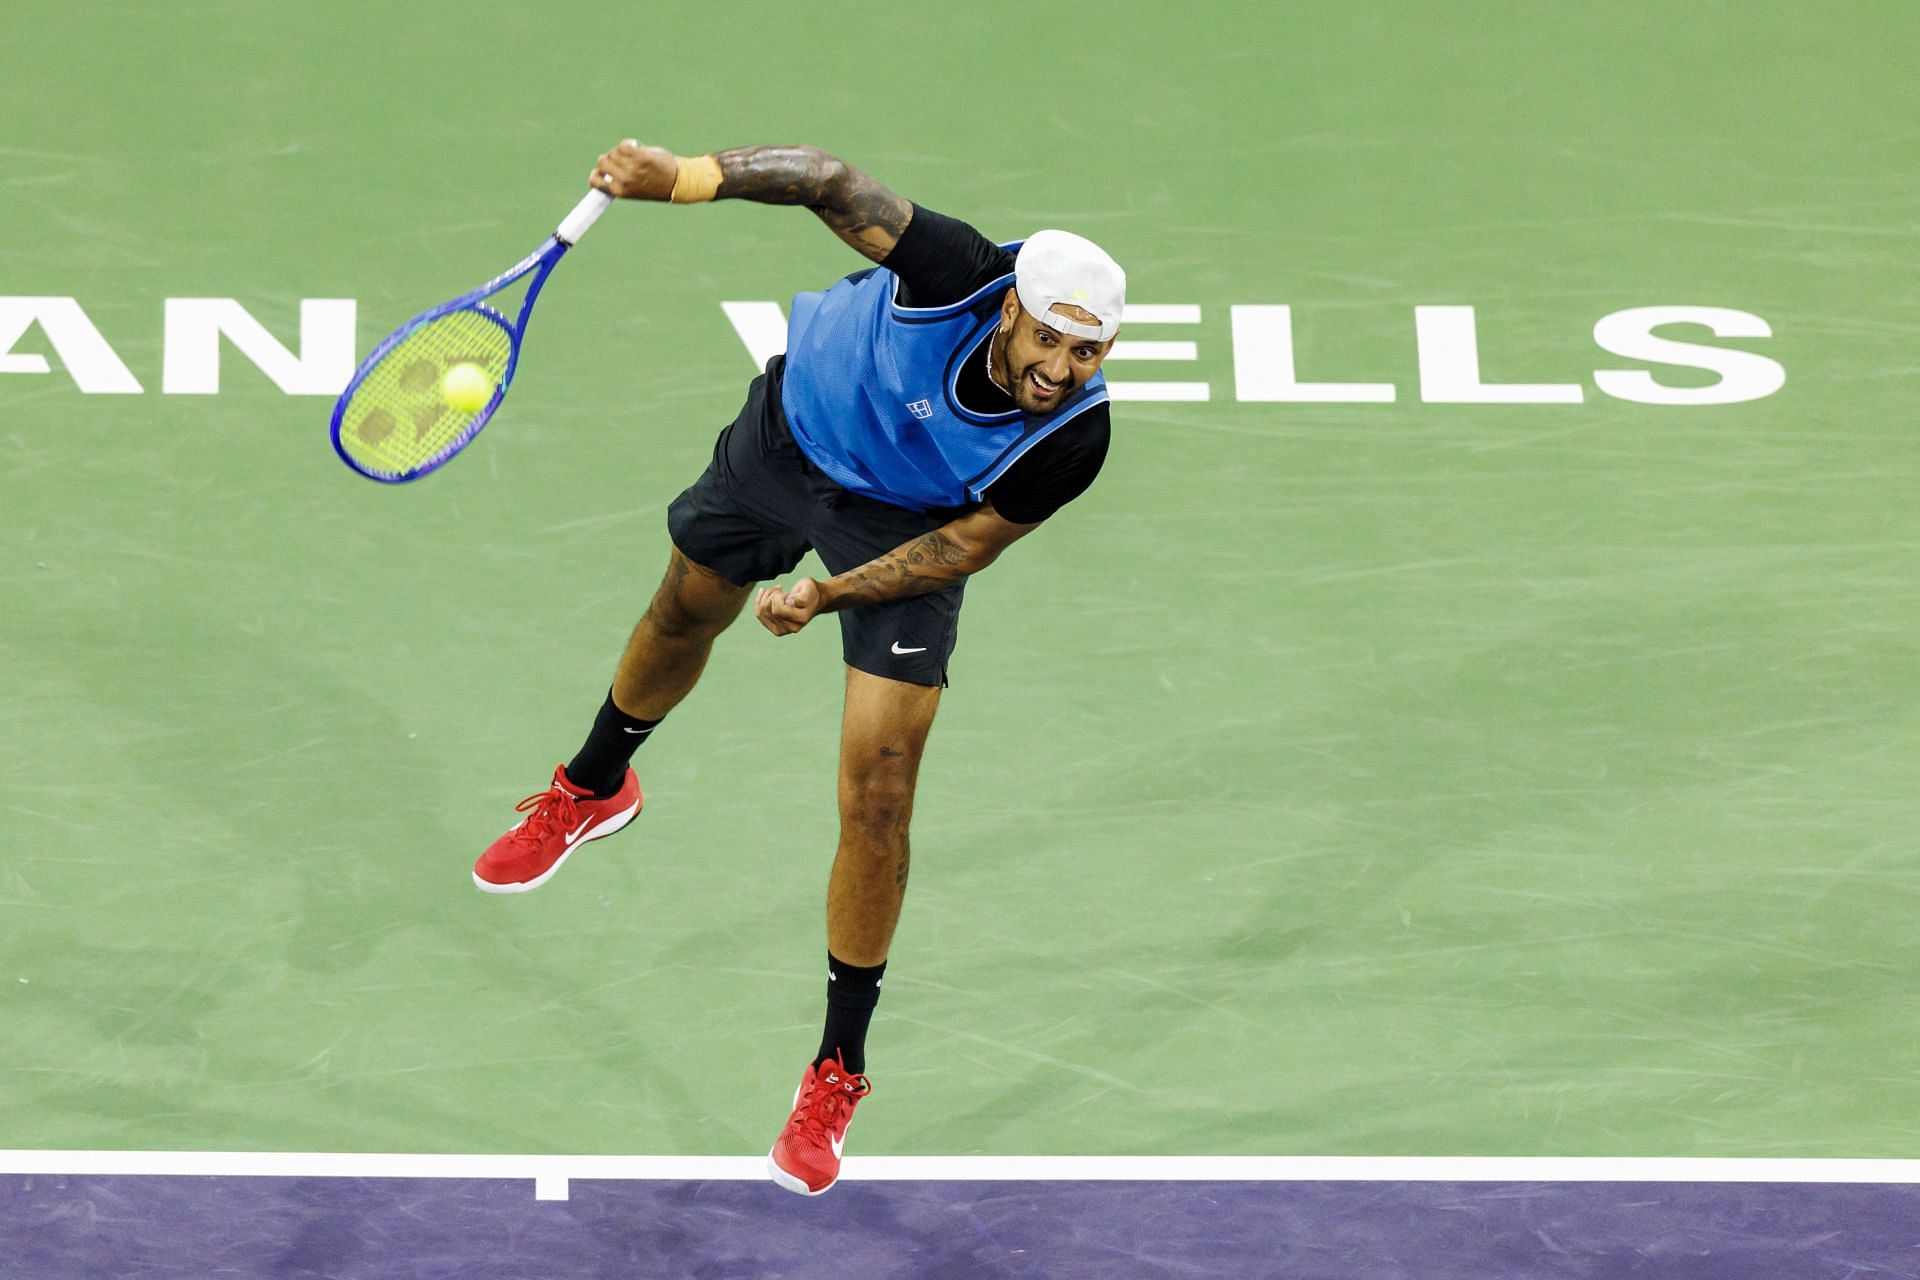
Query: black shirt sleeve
xmin=880 ymin=204 xmax=1015 ymax=309
xmin=980 ymin=405 xmax=1112 ymax=524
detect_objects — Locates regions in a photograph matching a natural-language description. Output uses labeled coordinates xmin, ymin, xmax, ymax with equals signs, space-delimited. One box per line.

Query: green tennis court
xmin=4 ymin=3 xmax=1917 ymax=1266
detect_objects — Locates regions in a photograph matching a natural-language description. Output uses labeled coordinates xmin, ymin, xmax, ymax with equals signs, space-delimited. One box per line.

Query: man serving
xmin=474 ymin=140 xmax=1124 ymax=1195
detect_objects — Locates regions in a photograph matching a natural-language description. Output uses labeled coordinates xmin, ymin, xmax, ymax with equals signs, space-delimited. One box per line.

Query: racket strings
xmin=337 ymin=308 xmax=514 ymax=478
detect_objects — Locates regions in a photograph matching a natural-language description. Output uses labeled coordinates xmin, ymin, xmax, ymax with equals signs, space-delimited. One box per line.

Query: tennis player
xmin=474 ymin=141 xmax=1123 ymax=1195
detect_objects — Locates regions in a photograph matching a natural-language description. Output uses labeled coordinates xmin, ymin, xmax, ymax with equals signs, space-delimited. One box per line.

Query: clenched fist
xmin=588 ymin=139 xmax=679 ymax=201
xmin=755 ymin=579 xmax=827 ymax=636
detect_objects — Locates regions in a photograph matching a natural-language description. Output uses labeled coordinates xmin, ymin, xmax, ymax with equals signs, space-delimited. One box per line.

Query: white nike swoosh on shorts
xmin=891 ymin=642 xmax=927 ymax=655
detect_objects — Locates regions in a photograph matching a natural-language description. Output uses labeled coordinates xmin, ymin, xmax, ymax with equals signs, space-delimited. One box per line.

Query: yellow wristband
xmin=670 ymin=154 xmax=723 ymax=204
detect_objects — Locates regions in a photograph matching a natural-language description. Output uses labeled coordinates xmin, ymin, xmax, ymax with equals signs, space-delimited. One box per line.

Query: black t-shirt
xmin=849 ymin=205 xmax=1113 ymax=524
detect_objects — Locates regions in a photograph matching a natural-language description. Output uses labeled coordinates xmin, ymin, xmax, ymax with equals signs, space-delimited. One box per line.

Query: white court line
xmin=1107 ymin=341 xmax=1198 ymax=361
xmin=1107 ymin=382 xmax=1211 ymax=401
xmin=1121 ymin=305 xmax=1201 ymax=324
xmin=5 ymin=1151 xmax=1920 ymax=1204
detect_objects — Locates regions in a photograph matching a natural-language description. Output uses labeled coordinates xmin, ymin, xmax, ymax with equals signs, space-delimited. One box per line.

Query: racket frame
xmin=330 ymin=190 xmax=613 ymax=483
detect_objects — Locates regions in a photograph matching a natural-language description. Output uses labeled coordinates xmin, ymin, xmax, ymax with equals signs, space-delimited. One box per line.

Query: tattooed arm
xmin=752 ymin=504 xmax=1040 ymax=636
xmin=713 ymin=145 xmax=912 ymax=263
xmin=591 ymin=140 xmax=912 ymax=263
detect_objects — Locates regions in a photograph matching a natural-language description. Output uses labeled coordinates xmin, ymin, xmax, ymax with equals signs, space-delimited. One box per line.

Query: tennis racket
xmin=329 ymin=188 xmax=614 ymax=482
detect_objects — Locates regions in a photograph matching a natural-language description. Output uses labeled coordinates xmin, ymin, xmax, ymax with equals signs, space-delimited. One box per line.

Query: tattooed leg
xmin=827 ymin=666 xmax=942 ymax=966
xmin=610 ymin=546 xmax=752 ymax=720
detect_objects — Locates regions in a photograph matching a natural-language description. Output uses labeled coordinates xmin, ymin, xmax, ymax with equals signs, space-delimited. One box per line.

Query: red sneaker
xmin=472 ymin=764 xmax=641 ymax=893
xmin=766 ymin=1055 xmax=871 ymax=1196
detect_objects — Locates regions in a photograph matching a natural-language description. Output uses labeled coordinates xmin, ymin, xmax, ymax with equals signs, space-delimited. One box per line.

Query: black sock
xmin=564 ymin=691 xmax=660 ymax=798
xmin=815 ymin=954 xmax=885 ymax=1075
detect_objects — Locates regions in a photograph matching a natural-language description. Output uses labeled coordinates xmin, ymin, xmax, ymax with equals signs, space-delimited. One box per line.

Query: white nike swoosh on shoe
xmin=830 ymin=1132 xmax=845 ymax=1158
xmin=562 ymin=817 xmax=592 ymax=846
xmin=890 ymin=642 xmax=927 ymax=655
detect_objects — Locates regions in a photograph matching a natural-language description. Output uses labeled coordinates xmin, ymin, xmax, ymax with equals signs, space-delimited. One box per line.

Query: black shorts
xmin=667 ymin=356 xmax=969 ymax=687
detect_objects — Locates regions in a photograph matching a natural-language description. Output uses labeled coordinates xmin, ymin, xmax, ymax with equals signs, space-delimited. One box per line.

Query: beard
xmin=991 ymin=328 xmax=1071 ymax=413
xmin=1013 ymin=360 xmax=1068 ymax=412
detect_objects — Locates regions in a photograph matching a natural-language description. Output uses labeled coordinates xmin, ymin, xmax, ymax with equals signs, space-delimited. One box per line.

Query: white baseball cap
xmin=1014 ymin=230 xmax=1125 ymax=343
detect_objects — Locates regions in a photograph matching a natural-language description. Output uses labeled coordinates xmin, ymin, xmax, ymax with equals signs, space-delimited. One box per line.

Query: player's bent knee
xmin=648 ymin=550 xmax=749 ymax=638
xmin=838 ymin=769 xmax=915 ymax=838
xmin=645 ymin=591 xmax=728 ymax=641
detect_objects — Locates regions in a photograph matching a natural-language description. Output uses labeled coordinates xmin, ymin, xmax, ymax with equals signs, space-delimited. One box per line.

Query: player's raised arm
xmin=590 ymin=140 xmax=912 ymax=262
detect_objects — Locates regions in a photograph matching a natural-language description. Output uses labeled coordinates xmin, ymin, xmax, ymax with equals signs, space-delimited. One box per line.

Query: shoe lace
xmin=793 ymin=1069 xmax=871 ymax=1142
xmin=506 ymin=782 xmax=582 ymax=848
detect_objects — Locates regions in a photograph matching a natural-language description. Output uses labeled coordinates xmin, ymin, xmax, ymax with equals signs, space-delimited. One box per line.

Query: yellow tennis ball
xmin=442 ymin=362 xmax=491 ymax=413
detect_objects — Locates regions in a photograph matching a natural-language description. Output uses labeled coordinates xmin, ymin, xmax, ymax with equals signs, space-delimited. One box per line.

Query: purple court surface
xmin=5 ymin=1176 xmax=1918 ymax=1279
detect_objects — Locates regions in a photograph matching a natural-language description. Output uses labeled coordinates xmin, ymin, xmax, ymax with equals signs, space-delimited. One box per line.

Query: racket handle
xmin=557 ymin=189 xmax=615 ymax=246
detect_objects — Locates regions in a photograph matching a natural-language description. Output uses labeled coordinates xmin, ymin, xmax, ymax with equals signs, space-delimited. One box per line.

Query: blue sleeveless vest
xmin=779 ymin=243 xmax=1109 ymax=513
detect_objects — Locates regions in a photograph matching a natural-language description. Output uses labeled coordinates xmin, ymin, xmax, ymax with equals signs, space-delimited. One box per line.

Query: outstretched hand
xmin=755 ymin=579 xmax=825 ymax=636
xmin=589 ymin=139 xmax=678 ymax=201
